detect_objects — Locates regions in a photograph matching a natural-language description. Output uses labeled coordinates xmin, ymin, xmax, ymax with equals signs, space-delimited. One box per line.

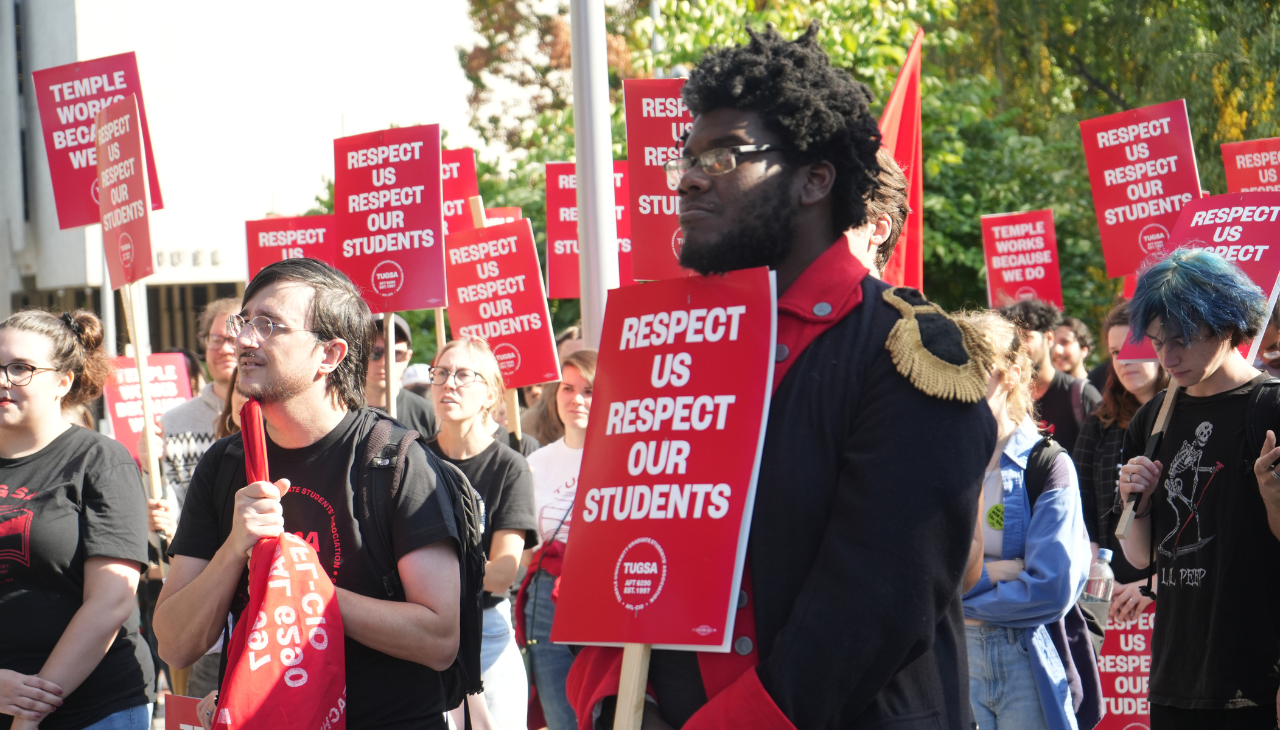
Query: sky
xmin=75 ymin=0 xmax=483 ymax=284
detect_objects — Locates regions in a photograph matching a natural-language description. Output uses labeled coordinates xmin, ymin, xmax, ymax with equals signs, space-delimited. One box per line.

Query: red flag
xmin=877 ymin=28 xmax=924 ymax=291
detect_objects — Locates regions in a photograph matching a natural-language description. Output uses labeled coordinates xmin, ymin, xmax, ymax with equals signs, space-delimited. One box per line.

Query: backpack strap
xmin=1070 ymin=376 xmax=1086 ymax=428
xmin=1024 ymin=435 xmax=1066 ymax=513
xmin=357 ymin=418 xmax=419 ymax=600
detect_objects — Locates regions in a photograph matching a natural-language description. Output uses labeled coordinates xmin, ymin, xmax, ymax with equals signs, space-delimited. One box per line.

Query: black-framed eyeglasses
xmin=427 ymin=366 xmax=485 ymax=387
xmin=372 ymin=346 xmax=411 ymax=363
xmin=662 ymin=145 xmax=784 ymax=188
xmin=226 ymin=314 xmax=318 ymax=342
xmin=204 ymin=333 xmax=235 ymax=350
xmin=0 ymin=362 xmax=60 ymax=387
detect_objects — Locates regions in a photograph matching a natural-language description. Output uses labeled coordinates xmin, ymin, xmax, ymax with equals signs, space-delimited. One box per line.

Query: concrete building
xmin=1 ymin=0 xmax=242 ymax=355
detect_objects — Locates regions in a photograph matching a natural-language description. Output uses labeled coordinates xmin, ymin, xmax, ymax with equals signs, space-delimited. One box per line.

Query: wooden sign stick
xmin=615 ymin=643 xmax=653 ymax=730
xmin=1115 ymin=383 xmax=1179 ymax=539
xmin=434 ymin=308 xmax=446 ymax=355
xmin=384 ymin=313 xmax=398 ymax=419
xmin=118 ymin=281 xmax=168 ymax=577
xmin=467 ymin=195 xmax=523 ymax=442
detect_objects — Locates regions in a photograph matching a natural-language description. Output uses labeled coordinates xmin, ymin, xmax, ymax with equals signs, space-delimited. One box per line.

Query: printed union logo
xmin=1138 ymin=223 xmax=1170 ymax=255
xmin=118 ymin=232 xmax=134 ymax=268
xmin=371 ymin=260 xmax=405 ymax=297
xmin=613 ymin=537 xmax=668 ymax=613
xmin=1015 ymin=286 xmax=1038 ymax=300
xmin=492 ymin=343 xmax=521 ymax=376
xmin=671 ymin=227 xmax=684 ymax=261
xmin=692 ymin=625 xmax=717 ymax=637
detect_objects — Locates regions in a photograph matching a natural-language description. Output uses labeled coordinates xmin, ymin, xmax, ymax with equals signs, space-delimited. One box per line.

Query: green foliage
xmin=302 ymin=178 xmax=335 ymax=216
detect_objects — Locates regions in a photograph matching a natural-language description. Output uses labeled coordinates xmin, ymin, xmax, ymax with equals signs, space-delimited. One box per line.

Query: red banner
xmin=31 ymin=52 xmax=163 ymax=230
xmin=333 ymin=125 xmax=445 ymax=312
xmin=245 ymin=215 xmax=337 ymax=281
xmin=103 ymin=353 xmax=192 ymax=461
xmin=623 ymin=79 xmax=694 ymax=282
xmin=164 ymin=695 xmax=202 ymax=730
xmin=981 ymin=209 xmax=1063 ymax=308
xmin=546 ymin=161 xmax=634 ymax=298
xmin=552 ymin=267 xmax=776 ymax=649
xmin=1080 ymin=100 xmax=1202 ymax=278
xmin=1097 ymin=605 xmax=1154 ymax=730
xmin=1117 ymin=191 xmax=1280 ymax=362
xmin=1222 ymin=138 xmax=1280 ymax=194
xmin=442 ymin=148 xmax=480 ymax=238
xmin=95 ymin=94 xmax=154 ymax=289
xmin=444 ymin=218 xmax=560 ymax=389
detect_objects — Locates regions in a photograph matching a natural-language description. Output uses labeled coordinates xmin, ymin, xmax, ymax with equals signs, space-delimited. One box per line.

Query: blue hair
xmin=1128 ymin=246 xmax=1267 ymax=346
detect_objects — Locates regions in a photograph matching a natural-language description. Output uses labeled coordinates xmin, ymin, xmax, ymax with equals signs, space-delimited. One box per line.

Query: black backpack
xmin=212 ymin=411 xmax=486 ymax=711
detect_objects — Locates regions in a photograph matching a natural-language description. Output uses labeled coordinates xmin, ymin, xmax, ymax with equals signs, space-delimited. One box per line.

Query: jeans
xmin=966 ymin=624 xmax=1052 ymax=730
xmin=481 ymin=599 xmax=528 ymax=730
xmin=522 ymin=570 xmax=578 ymax=730
xmin=81 ymin=704 xmax=150 ymax=730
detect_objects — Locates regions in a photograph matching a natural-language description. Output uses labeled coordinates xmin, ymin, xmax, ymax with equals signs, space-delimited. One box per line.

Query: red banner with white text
xmin=546 ymin=161 xmax=634 ymax=298
xmin=981 ymin=209 xmax=1063 ymax=308
xmin=442 ymin=147 xmax=480 ymax=238
xmin=95 ymin=94 xmax=154 ymax=288
xmin=1222 ymin=138 xmax=1280 ymax=194
xmin=245 ymin=215 xmax=337 ymax=281
xmin=624 ymin=79 xmax=694 ymax=281
xmin=103 ymin=353 xmax=192 ymax=462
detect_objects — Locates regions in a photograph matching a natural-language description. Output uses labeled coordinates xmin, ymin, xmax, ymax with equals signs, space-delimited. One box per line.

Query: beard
xmin=678 ymin=175 xmax=797 ymax=276
xmin=237 ymin=363 xmax=313 ymax=405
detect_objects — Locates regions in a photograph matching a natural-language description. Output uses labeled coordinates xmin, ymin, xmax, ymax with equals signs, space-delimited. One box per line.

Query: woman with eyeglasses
xmin=0 ymin=310 xmax=154 ymax=730
xmin=426 ymin=338 xmax=537 ymax=730
xmin=515 ymin=349 xmax=596 ymax=730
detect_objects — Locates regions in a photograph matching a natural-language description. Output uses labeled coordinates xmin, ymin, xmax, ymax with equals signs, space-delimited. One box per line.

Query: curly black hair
xmin=998 ymin=299 xmax=1062 ymax=334
xmin=682 ymin=21 xmax=883 ymax=234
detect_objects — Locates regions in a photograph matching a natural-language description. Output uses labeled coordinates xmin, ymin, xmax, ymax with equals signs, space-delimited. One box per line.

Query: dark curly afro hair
xmin=682 ymin=21 xmax=883 ymax=234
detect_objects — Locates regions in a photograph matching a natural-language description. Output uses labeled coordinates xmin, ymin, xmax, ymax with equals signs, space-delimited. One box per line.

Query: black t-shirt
xmin=395 ymin=389 xmax=438 ymax=439
xmin=1073 ymin=413 xmax=1155 ymax=585
xmin=1123 ymin=376 xmax=1280 ymax=709
xmin=427 ymin=439 xmax=536 ymax=606
xmin=170 ymin=409 xmax=459 ymax=730
xmin=492 ymin=424 xmax=540 ymax=457
xmin=0 ymin=426 xmax=154 ymax=730
xmin=1038 ymin=369 xmax=1102 ymax=454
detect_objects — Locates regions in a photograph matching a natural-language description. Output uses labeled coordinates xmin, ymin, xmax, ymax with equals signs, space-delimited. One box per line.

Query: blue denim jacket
xmin=963 ymin=420 xmax=1091 ymax=730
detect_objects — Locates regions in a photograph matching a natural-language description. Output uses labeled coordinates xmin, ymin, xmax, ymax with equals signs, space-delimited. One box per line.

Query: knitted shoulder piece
xmin=882 ymin=287 xmax=993 ymax=403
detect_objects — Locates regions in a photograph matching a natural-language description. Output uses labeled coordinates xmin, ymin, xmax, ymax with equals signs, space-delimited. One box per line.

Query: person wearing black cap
xmin=366 ymin=313 xmax=438 ymax=439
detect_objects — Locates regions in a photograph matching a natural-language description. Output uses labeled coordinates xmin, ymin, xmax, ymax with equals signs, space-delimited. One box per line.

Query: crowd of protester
xmin=3 ymin=22 xmax=1280 ymax=730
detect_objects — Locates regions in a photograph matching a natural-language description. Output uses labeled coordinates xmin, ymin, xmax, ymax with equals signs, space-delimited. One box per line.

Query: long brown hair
xmin=1 ymin=309 xmax=112 ymax=407
xmin=1096 ymin=300 xmax=1170 ymax=429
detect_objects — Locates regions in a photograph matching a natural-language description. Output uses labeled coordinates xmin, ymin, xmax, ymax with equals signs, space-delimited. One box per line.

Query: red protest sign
xmin=95 ymin=95 xmax=154 ymax=289
xmin=444 ymin=218 xmax=560 ymax=389
xmin=442 ymin=148 xmax=480 ymax=237
xmin=546 ymin=161 xmax=635 ymax=298
xmin=1117 ymin=191 xmax=1280 ymax=363
xmin=103 ymin=353 xmax=192 ymax=461
xmin=981 ymin=209 xmax=1063 ymax=308
xmin=552 ymin=267 xmax=776 ymax=650
xmin=245 ymin=215 xmax=337 ymax=281
xmin=624 ymin=79 xmax=694 ymax=282
xmin=31 ymin=52 xmax=163 ymax=230
xmin=1080 ymin=100 xmax=1202 ymax=278
xmin=1222 ymin=138 xmax=1280 ymax=193
xmin=164 ymin=695 xmax=202 ymax=730
xmin=334 ymin=125 xmax=445 ymax=312
xmin=485 ymin=207 xmax=523 ymax=226
xmin=1097 ymin=605 xmax=1154 ymax=730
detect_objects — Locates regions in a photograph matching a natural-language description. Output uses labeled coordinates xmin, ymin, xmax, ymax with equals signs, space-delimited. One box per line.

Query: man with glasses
xmin=154 ymin=259 xmax=461 ymax=729
xmin=569 ymin=24 xmax=995 ymax=730
xmin=365 ymin=313 xmax=438 ymax=439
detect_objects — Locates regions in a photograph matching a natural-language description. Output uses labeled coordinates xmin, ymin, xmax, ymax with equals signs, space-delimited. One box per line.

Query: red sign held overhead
xmin=95 ymin=94 xmax=154 ymax=288
xmin=333 ymin=125 xmax=445 ymax=313
xmin=442 ymin=147 xmax=480 ymax=237
xmin=103 ymin=353 xmax=192 ymax=462
xmin=1117 ymin=191 xmax=1280 ymax=362
xmin=1222 ymin=138 xmax=1280 ymax=194
xmin=624 ymin=79 xmax=695 ymax=282
xmin=553 ymin=267 xmax=776 ymax=650
xmin=1096 ymin=605 xmax=1154 ymax=730
xmin=546 ymin=161 xmax=635 ymax=298
xmin=444 ymin=218 xmax=560 ymax=389
xmin=32 ymin=52 xmax=163 ymax=230
xmin=981 ymin=209 xmax=1063 ymax=308
xmin=1080 ymin=100 xmax=1202 ymax=278
xmin=245 ymin=215 xmax=337 ymax=281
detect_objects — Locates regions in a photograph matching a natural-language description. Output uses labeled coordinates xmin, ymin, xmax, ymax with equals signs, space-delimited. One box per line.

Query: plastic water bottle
xmin=1083 ymin=549 xmax=1115 ymax=602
